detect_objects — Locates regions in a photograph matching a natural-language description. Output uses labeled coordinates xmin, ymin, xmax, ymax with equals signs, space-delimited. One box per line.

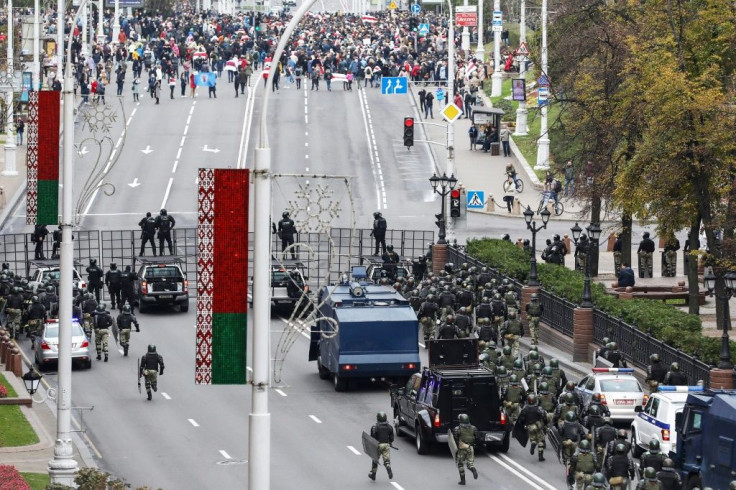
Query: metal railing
xmin=540 ymin=289 xmax=574 ymax=337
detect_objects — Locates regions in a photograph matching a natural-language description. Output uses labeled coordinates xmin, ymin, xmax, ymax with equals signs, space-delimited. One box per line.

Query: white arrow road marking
xmin=202 ymin=144 xmax=221 ymax=153
xmin=219 ymin=450 xmax=232 ymax=459
xmin=161 ymin=393 xmax=171 ymax=399
xmin=78 ymin=146 xmax=89 ymax=156
xmin=140 ymin=145 xmax=153 ymax=154
xmin=128 ymin=178 xmax=141 ymax=188
xmin=346 ymin=446 xmax=361 ymax=455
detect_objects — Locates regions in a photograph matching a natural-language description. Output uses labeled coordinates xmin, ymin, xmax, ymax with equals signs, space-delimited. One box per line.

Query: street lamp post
xmin=4 ymin=0 xmax=17 ymax=176
xmin=535 ymin=0 xmax=550 ymax=169
xmin=514 ymin=0 xmax=528 ymax=135
xmin=704 ymin=271 xmax=735 ymax=370
xmin=571 ymin=222 xmax=601 ymax=309
xmin=429 ymin=173 xmax=457 ymax=245
xmin=490 ymin=0 xmax=502 ymax=96
xmin=474 ymin=0 xmax=484 ymax=62
xmin=523 ymin=205 xmax=550 ymax=286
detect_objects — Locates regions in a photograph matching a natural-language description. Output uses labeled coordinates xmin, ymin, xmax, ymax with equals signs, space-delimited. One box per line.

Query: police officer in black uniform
xmin=121 ymin=265 xmax=137 ymax=309
xmin=411 ymin=255 xmax=428 ymax=280
xmin=605 ymin=342 xmax=628 ymax=368
xmin=646 ymin=353 xmax=668 ymax=392
xmin=371 ymin=211 xmax=387 ymax=256
xmin=86 ymin=259 xmax=104 ymax=302
xmin=663 ymin=363 xmax=688 ymax=386
xmin=277 ymin=211 xmax=297 ymax=259
xmin=656 ymin=458 xmax=682 ymax=490
xmin=105 ymin=263 xmax=123 ymax=310
xmin=138 ymin=212 xmax=158 ymax=256
xmin=382 ymin=245 xmax=400 ymax=281
xmin=51 ymin=225 xmax=62 ymax=259
xmin=544 ymin=234 xmax=567 ymax=265
xmin=26 ymin=296 xmax=47 ymax=345
xmin=31 ymin=225 xmax=49 ymax=260
xmin=155 ymin=209 xmax=176 ymax=255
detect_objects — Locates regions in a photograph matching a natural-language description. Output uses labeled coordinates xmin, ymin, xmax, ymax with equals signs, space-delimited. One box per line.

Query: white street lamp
xmin=514 ymin=0 xmax=528 ymax=135
xmin=4 ymin=0 xmax=17 ymax=176
xmin=535 ymin=0 xmax=550 ymax=169
xmin=490 ymin=0 xmax=502 ymax=96
xmin=474 ymin=0 xmax=485 ymax=62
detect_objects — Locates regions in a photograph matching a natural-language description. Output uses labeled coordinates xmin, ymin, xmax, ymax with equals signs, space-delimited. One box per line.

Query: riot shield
xmin=361 ymin=431 xmax=380 ymax=462
xmin=112 ymin=322 xmax=119 ymax=345
xmin=512 ymin=417 xmax=529 ymax=448
xmin=547 ymin=426 xmax=562 ymax=464
xmin=447 ymin=429 xmax=458 ymax=461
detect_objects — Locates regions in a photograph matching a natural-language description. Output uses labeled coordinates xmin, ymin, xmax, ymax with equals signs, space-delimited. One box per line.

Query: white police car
xmin=630 ymin=386 xmax=704 ymax=457
xmin=575 ymin=368 xmax=646 ymax=422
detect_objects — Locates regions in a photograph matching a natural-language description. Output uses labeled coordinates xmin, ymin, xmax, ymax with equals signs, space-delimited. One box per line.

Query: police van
xmin=630 ymin=386 xmax=703 ymax=457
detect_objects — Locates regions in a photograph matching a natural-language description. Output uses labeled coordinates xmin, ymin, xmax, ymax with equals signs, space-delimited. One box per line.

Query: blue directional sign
xmin=538 ymin=74 xmax=550 ymax=87
xmin=418 ymin=23 xmax=430 ymax=35
xmin=381 ymin=77 xmax=408 ymax=95
xmin=467 ymin=191 xmax=485 ymax=209
xmin=410 ymin=3 xmax=421 ymax=13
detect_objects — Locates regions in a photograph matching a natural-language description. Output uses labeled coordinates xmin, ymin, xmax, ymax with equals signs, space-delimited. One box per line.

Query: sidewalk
xmin=0 ymin=139 xmax=28 ymax=230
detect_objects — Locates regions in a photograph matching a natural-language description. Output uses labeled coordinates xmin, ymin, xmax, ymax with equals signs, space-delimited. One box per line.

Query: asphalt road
xmin=2 ymin=63 xmax=589 ymax=488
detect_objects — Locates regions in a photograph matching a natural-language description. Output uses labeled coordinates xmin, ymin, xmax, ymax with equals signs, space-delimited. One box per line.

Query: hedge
xmin=466 ymin=238 xmax=736 ymax=366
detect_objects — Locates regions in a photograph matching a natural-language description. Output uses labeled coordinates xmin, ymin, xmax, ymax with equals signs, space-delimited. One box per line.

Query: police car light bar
xmin=592 ymin=368 xmax=634 ymax=373
xmin=658 ymin=386 xmax=704 ymax=392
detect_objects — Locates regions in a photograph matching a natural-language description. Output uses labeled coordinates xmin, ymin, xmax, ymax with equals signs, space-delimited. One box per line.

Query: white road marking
xmin=305 ymin=155 xmax=309 ymax=159
xmin=161 ymin=393 xmax=171 ymax=399
xmin=488 ymin=454 xmax=546 ymax=489
xmin=180 ymin=136 xmax=186 ymax=147
xmin=275 ymin=388 xmax=287 ymax=397
xmin=390 ymin=483 xmax=405 ymax=490
xmin=126 ymin=117 xmax=132 ymax=126
xmin=497 ymin=453 xmax=558 ymax=490
xmin=309 ymin=415 xmax=322 ymax=424
xmin=186 ymin=115 xmax=192 ymax=125
xmin=305 ymin=115 xmax=308 ymax=124
xmin=304 ymin=142 xmax=308 ymax=147
xmin=305 ymin=131 xmax=308 ymax=136
xmin=357 ymin=86 xmax=385 ymax=210
xmin=118 ymin=349 xmax=124 ymax=355
xmin=347 ymin=446 xmax=361 ymax=455
xmin=219 ymin=450 xmax=232 ymax=459
xmin=188 ymin=419 xmax=199 ymax=427
xmin=131 ymin=108 xmax=137 ymax=116
xmin=172 ymin=160 xmax=178 ymax=173
xmin=183 ymin=124 xmax=189 ymax=135
xmin=305 ymin=167 xmax=309 ymax=172
xmin=160 ymin=177 xmax=173 ymax=209
xmin=176 ymin=147 xmax=182 ymax=159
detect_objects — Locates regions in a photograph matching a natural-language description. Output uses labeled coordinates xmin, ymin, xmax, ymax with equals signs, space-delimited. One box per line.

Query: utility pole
xmin=490 ymin=0 xmax=502 ymax=96
xmin=535 ymin=0 xmax=550 ymax=169
xmin=33 ymin=0 xmax=40 ymax=89
xmin=474 ymin=0 xmax=484 ymax=62
xmin=445 ymin=0 xmax=456 ymax=242
xmin=112 ymin=0 xmax=120 ymax=46
xmin=460 ymin=0 xmax=469 ymax=52
xmin=97 ymin=0 xmax=105 ymax=45
xmin=4 ymin=0 xmax=17 ymax=176
xmin=514 ymin=0 xmax=528 ymax=135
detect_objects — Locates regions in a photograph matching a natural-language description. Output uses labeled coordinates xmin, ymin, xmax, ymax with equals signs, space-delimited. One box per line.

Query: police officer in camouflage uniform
xmin=139 ymin=344 xmax=164 ymax=401
xmin=570 ymin=439 xmax=599 ymax=490
xmin=613 ymin=233 xmax=623 ymax=276
xmin=663 ymin=362 xmax=688 ymax=386
xmin=645 ymin=354 xmax=668 ymax=393
xmin=116 ymin=305 xmax=139 ymax=357
xmin=639 ymin=439 xmax=666 ymax=479
xmin=502 ymin=375 xmax=526 ymax=426
xmin=368 ymin=411 xmax=394 ymax=481
xmin=636 ymin=467 xmax=663 ymax=490
xmin=525 ymin=293 xmax=543 ymax=345
xmin=518 ymin=394 xmax=548 ymax=461
xmin=586 ymin=473 xmax=608 ymax=490
xmin=638 ymin=232 xmax=656 ymax=278
xmin=499 ymin=346 xmax=515 ymax=370
xmin=94 ymin=303 xmax=113 ymax=362
xmin=575 ymin=234 xmax=589 ymax=272
xmin=81 ymin=292 xmax=98 ymax=338
xmin=453 ymin=413 xmax=479 ymax=485
xmin=417 ymin=294 xmax=439 ymax=344
xmin=490 ymin=293 xmax=507 ymax=338
xmin=504 ymin=287 xmax=519 ymax=315
xmin=663 ymin=235 xmax=680 ymax=277
xmin=5 ymin=287 xmax=24 ymax=339
xmin=560 ymin=411 xmax=587 ymax=465
xmin=496 ymin=365 xmax=510 ymax=393
xmin=655 ymin=458 xmax=682 ymax=490
xmin=538 ymin=382 xmax=558 ymax=425
xmin=501 ymin=311 xmax=523 ymax=358
xmin=26 ymin=296 xmax=47 ymax=345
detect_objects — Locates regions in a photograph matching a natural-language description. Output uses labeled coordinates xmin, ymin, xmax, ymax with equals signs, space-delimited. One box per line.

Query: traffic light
xmin=403 ymin=117 xmax=414 ymax=148
xmin=450 ymin=189 xmax=461 ymax=218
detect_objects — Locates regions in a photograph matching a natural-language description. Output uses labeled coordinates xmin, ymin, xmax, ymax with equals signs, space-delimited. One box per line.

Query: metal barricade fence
xmin=540 ymin=290 xmax=574 ymax=337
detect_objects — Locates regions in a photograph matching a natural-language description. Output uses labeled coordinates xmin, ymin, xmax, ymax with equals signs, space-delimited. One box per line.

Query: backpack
xmin=295 ymin=66 xmax=303 ymax=76
xmin=553 ymin=179 xmax=563 ymax=193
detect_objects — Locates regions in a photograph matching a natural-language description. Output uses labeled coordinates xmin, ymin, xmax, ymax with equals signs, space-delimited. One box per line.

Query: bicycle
xmin=537 ymin=191 xmax=564 ymax=216
xmin=502 ymin=173 xmax=524 ymax=193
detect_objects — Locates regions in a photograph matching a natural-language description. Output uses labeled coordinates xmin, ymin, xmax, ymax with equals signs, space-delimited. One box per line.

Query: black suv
xmin=390 ymin=339 xmax=510 ymax=454
xmin=136 ymin=257 xmax=189 ymax=313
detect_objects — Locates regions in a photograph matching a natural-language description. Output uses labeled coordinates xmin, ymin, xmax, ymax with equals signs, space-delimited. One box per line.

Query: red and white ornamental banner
xmin=196 ymin=168 xmax=249 ymax=385
xmin=26 ymin=90 xmax=60 ymax=226
xmin=362 ymin=14 xmax=378 ymax=23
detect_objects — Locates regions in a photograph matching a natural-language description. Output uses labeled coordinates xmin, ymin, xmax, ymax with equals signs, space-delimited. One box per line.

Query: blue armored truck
xmin=308 ymin=267 xmax=421 ymax=391
xmin=671 ymin=389 xmax=736 ymax=489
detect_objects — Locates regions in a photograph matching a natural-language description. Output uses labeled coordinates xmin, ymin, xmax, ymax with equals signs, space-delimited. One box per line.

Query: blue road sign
xmin=410 ymin=3 xmax=420 ymax=13
xmin=419 ymin=23 xmax=430 ymax=35
xmin=381 ymin=77 xmax=408 ymax=95
xmin=538 ymin=74 xmax=550 ymax=86
xmin=467 ymin=191 xmax=485 ymax=209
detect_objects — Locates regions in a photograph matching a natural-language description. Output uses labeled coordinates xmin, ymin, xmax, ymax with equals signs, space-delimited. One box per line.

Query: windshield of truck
xmin=340 ymin=320 xmax=416 ymax=353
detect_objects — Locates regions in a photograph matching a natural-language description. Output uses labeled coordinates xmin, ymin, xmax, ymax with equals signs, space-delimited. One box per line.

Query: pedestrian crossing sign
xmin=467 ymin=191 xmax=484 ymax=209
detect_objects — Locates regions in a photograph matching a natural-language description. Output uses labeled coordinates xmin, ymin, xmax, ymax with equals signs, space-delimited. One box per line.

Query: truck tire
xmin=684 ymin=474 xmax=701 ymax=490
xmin=630 ymin=429 xmax=644 ymax=458
xmin=415 ymin=422 xmax=432 ymax=454
xmin=499 ymin=432 xmax=510 ymax=453
xmin=317 ymin=357 xmax=330 ymax=380
xmin=333 ymin=374 xmax=348 ymax=392
xmin=138 ymin=297 xmax=148 ymax=313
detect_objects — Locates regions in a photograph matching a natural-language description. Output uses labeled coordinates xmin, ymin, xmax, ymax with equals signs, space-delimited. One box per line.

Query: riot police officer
xmin=525 ymin=293 xmax=543 ymax=346
xmin=105 ymin=262 xmax=123 ymax=310
xmin=418 ymin=294 xmax=439 ymax=344
xmin=613 ymin=233 xmax=623 ymax=275
xmin=86 ymin=259 xmax=104 ymax=301
xmin=646 ymin=353 xmax=668 ymax=393
xmin=26 ymin=296 xmax=47 ymax=345
xmin=121 ymin=265 xmax=137 ymax=309
xmin=139 ymin=344 xmax=165 ymax=401
xmin=663 ymin=235 xmax=680 ymax=277
xmin=138 ymin=212 xmax=158 ymax=256
xmin=502 ymin=374 xmax=526 ymax=425
xmin=81 ymin=292 xmax=98 ymax=337
xmin=51 ymin=225 xmax=62 ymax=259
xmin=638 ymin=231 xmax=656 ymax=278
xmin=368 ymin=411 xmax=394 ymax=481
xmin=31 ymin=224 xmax=49 ymax=260
xmin=639 ymin=439 xmax=666 ymax=478
xmin=438 ymin=315 xmax=459 ymax=339
xmin=452 ymin=413 xmax=479 ymax=485
xmin=6 ymin=287 xmax=25 ymax=339
xmin=545 ymin=234 xmax=567 ymax=265
xmin=656 ymin=458 xmax=682 ymax=490
xmin=606 ymin=444 xmax=635 ymax=490
xmin=605 ymin=342 xmax=628 ymax=368
xmin=570 ymin=439 xmax=599 ymax=490
xmin=517 ymin=393 xmax=548 ymax=461
xmin=636 ymin=467 xmax=664 ymax=490
xmin=277 ymin=211 xmax=297 ymax=260
xmin=594 ymin=417 xmax=617 ymax=462
xmin=116 ymin=305 xmax=139 ymax=357
xmin=663 ymin=362 xmax=688 ymax=386
xmin=501 ymin=311 xmax=523 ymax=358
xmin=371 ymin=211 xmax=387 ymax=256
xmin=94 ymin=303 xmax=113 ymax=362
xmin=586 ymin=393 xmax=611 ymax=418
xmin=411 ymin=255 xmax=427 ymax=280
xmin=382 ymin=245 xmax=400 ymax=280
xmin=559 ymin=411 xmax=587 ymax=465
xmin=155 ymin=209 xmax=176 ymax=255
xmin=575 ymin=234 xmax=589 ymax=272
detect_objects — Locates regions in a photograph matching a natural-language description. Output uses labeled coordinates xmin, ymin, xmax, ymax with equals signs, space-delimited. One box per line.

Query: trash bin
xmin=491 ymin=142 xmax=500 ymax=156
